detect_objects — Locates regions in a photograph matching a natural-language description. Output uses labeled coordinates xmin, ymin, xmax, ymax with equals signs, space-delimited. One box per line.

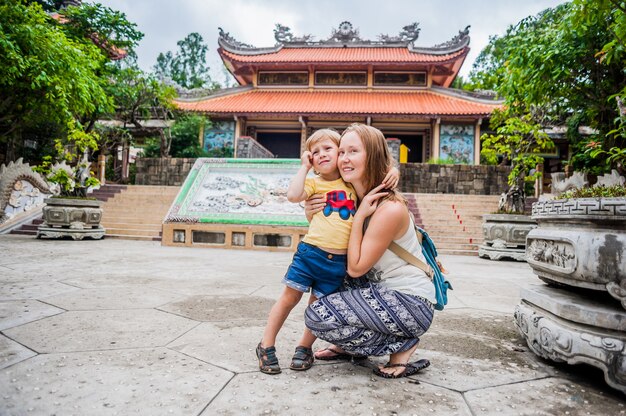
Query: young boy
xmin=256 ymin=129 xmax=398 ymax=374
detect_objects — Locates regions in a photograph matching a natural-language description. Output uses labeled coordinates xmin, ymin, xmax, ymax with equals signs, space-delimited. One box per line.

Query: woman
xmin=304 ymin=123 xmax=436 ymax=378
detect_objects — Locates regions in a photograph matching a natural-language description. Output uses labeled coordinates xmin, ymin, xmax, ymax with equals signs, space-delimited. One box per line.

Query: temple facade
xmin=175 ymin=22 xmax=502 ymax=164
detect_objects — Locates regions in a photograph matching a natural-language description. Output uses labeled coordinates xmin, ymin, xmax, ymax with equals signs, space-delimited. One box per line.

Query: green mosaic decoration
xmin=165 ymin=158 xmax=310 ymax=226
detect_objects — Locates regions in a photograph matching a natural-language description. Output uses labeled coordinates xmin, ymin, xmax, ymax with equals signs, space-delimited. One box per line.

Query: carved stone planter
xmin=527 ymin=197 xmax=626 ymax=308
xmin=515 ymin=286 xmax=626 ymax=394
xmin=37 ymin=197 xmax=105 ymax=240
xmin=478 ymin=214 xmax=537 ymax=261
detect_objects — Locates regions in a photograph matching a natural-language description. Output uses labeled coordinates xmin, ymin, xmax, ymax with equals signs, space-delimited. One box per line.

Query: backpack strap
xmin=388 ymin=241 xmax=434 ymax=280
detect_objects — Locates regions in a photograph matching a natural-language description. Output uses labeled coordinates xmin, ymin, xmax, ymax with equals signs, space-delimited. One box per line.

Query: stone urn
xmin=478 ymin=213 xmax=537 ymax=261
xmin=515 ymin=196 xmax=626 ymax=394
xmin=37 ymin=197 xmax=105 ymax=240
xmin=526 ymin=197 xmax=626 ymax=307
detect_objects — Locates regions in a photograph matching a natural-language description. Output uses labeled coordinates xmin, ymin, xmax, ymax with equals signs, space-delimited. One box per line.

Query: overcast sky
xmin=100 ymin=0 xmax=566 ymax=85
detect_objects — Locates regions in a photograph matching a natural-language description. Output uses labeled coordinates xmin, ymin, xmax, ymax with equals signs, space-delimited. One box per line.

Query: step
xmin=438 ymin=249 xmax=478 ymax=256
xmin=100 ymin=222 xmax=163 ymax=230
xmin=104 ymin=234 xmax=161 ymax=241
xmin=104 ymin=227 xmax=161 ymax=237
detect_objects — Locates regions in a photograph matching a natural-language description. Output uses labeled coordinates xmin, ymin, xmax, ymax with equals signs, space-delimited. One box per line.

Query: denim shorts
xmin=282 ymin=242 xmax=347 ymax=298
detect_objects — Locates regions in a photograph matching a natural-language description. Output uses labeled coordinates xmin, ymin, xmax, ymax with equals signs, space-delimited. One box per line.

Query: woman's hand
xmin=303 ymin=193 xmax=326 ymax=222
xmin=355 ymin=184 xmax=389 ymax=220
xmin=382 ymin=166 xmax=400 ymax=189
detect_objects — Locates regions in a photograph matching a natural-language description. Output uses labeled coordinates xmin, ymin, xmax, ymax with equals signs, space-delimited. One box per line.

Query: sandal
xmin=256 ymin=342 xmax=281 ymax=375
xmin=314 ymin=346 xmax=367 ymax=361
xmin=290 ymin=346 xmax=314 ymax=371
xmin=373 ymin=358 xmax=430 ymax=379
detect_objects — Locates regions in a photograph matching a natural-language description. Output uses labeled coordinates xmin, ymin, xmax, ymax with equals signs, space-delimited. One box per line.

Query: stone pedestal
xmin=478 ymin=214 xmax=536 ymax=261
xmin=37 ymin=198 xmax=105 ymax=240
xmin=514 ymin=285 xmax=626 ymax=394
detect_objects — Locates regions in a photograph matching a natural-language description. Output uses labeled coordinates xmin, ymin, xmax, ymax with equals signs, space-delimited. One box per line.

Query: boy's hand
xmin=303 ymin=193 xmax=325 ymax=222
xmin=382 ymin=166 xmax=400 ymax=189
xmin=301 ymin=151 xmax=313 ymax=170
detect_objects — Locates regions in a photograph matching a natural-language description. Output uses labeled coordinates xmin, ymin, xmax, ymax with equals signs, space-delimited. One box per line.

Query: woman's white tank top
xmin=365 ymin=215 xmax=437 ymax=303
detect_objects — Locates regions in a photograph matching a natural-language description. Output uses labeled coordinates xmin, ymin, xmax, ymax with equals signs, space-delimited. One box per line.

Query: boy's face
xmin=309 ymin=138 xmax=339 ymax=176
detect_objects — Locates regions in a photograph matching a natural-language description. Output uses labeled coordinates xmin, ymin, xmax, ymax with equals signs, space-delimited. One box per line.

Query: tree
xmin=153 ymin=32 xmax=220 ymax=91
xmin=0 ymin=0 xmax=143 ymax=163
xmin=467 ymin=1 xmax=626 ymax=175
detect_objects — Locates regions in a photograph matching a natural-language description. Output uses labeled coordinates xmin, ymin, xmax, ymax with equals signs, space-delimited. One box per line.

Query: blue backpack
xmin=388 ymin=226 xmax=452 ymax=311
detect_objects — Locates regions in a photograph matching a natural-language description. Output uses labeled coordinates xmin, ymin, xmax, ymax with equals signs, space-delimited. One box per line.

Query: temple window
xmin=258 ymin=72 xmax=309 ymax=86
xmin=314 ymin=71 xmax=367 ymax=86
xmin=374 ymin=72 xmax=427 ymax=86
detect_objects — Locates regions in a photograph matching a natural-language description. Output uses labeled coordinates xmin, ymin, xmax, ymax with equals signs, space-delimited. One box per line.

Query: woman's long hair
xmin=341 ymin=123 xmax=406 ymax=204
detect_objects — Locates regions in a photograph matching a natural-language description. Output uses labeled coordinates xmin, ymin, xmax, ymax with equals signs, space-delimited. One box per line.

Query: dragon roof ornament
xmin=219 ymin=21 xmax=469 ymax=55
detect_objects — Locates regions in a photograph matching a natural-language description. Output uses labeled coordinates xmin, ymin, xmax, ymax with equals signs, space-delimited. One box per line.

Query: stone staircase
xmin=405 ymin=193 xmax=501 ymax=256
xmin=100 ymin=185 xmax=180 ymax=241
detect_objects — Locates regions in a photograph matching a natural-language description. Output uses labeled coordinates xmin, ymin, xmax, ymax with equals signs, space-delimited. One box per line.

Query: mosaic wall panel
xmin=204 ymin=121 xmax=235 ymax=152
xmin=165 ymin=158 xmax=309 ymax=226
xmin=439 ymin=124 xmax=475 ymax=165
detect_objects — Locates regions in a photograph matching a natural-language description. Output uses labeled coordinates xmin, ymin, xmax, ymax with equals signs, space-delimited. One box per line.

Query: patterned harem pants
xmin=304 ymin=278 xmax=434 ymax=357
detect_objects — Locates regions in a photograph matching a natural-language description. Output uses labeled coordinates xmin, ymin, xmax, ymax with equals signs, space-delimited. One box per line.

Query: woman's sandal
xmin=290 ymin=346 xmax=314 ymax=371
xmin=314 ymin=346 xmax=367 ymax=361
xmin=373 ymin=358 xmax=431 ymax=379
xmin=256 ymin=342 xmax=281 ymax=375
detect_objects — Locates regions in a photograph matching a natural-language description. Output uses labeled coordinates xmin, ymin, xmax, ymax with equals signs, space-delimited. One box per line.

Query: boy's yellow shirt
xmin=302 ymin=177 xmax=357 ymax=250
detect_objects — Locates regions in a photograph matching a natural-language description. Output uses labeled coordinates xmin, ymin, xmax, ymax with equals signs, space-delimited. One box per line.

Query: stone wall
xmin=135 ymin=158 xmax=197 ymax=186
xmin=236 ymin=136 xmax=274 ymax=159
xmin=136 ymin=157 xmax=511 ymax=194
xmin=399 ymin=163 xmax=511 ymax=195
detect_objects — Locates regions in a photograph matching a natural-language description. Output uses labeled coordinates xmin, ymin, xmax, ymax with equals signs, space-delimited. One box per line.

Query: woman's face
xmin=338 ymin=130 xmax=366 ymax=184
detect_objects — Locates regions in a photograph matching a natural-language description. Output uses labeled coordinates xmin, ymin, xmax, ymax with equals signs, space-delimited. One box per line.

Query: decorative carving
xmin=379 ymin=22 xmax=420 ymax=43
xmin=532 ymin=197 xmax=626 ymax=219
xmin=515 ymin=301 xmax=626 ymax=394
xmin=0 ymin=158 xmax=51 ymax=224
xmin=37 ymin=198 xmax=104 ymax=240
xmin=595 ymin=169 xmax=626 ymax=188
xmin=606 ymin=281 xmax=626 ymax=310
xmin=498 ymin=184 xmax=525 ymax=214
xmin=551 ymin=171 xmax=588 ymax=195
xmin=434 ymin=25 xmax=470 ymax=48
xmin=218 ymin=27 xmax=254 ymax=49
xmin=527 ymin=238 xmax=576 ymax=272
xmin=273 ymin=24 xmax=313 ymax=44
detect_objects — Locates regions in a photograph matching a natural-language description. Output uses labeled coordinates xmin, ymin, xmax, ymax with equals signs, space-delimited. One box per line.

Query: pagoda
xmin=175 ymin=21 xmax=501 ymax=164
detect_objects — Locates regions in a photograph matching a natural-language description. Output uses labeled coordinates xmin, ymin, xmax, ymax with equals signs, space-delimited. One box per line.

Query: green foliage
xmin=467 ymin=1 xmax=626 ymax=175
xmin=585 ymin=141 xmax=626 ymax=171
xmin=481 ymin=111 xmax=554 ymax=186
xmin=426 ymin=157 xmax=456 ymax=165
xmin=153 ymin=32 xmax=220 ymax=90
xmin=559 ymin=184 xmax=626 ymax=199
xmin=169 ymin=114 xmax=210 ymax=157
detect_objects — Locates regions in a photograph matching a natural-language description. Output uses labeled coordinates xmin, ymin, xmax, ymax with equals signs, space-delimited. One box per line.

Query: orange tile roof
xmin=221 ymin=47 xmax=466 ymax=64
xmin=175 ymin=89 xmax=500 ymax=117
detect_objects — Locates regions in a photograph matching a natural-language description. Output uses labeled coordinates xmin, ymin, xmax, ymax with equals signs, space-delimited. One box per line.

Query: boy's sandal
xmin=290 ymin=346 xmax=314 ymax=371
xmin=256 ymin=342 xmax=281 ymax=375
xmin=314 ymin=347 xmax=367 ymax=361
xmin=373 ymin=358 xmax=431 ymax=379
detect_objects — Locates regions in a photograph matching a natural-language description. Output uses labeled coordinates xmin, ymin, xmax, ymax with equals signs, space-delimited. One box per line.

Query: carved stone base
xmin=514 ymin=285 xmax=626 ymax=394
xmin=37 ymin=226 xmax=105 ymax=240
xmin=478 ymin=244 xmax=526 ymax=261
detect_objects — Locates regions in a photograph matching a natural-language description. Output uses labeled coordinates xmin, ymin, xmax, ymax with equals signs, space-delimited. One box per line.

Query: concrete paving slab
xmin=4 ymin=309 xmax=198 ymax=353
xmin=0 ymin=334 xmax=36 ymax=370
xmin=203 ymin=364 xmax=472 ymax=416
xmin=0 ymin=234 xmax=624 ymax=415
xmin=0 ymin=299 xmax=64 ymax=330
xmin=464 ymin=376 xmax=626 ymax=415
xmin=0 ymin=281 xmax=78 ymax=301
xmin=168 ymin=319 xmax=311 ymax=373
xmin=42 ymin=287 xmax=188 ymax=310
xmin=0 ymin=348 xmax=233 ymax=416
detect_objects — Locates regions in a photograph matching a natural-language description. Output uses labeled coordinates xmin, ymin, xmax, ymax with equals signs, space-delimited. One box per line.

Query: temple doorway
xmin=393 ymin=134 xmax=424 ymax=163
xmin=256 ymin=132 xmax=301 ymax=158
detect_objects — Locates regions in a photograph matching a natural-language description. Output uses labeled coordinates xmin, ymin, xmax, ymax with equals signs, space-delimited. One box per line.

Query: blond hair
xmin=341 ymin=123 xmax=405 ymax=204
xmin=305 ymin=128 xmax=340 ymax=151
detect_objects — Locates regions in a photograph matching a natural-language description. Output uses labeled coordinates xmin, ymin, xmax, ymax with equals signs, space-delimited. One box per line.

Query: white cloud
xmin=101 ymin=0 xmax=565 ymax=80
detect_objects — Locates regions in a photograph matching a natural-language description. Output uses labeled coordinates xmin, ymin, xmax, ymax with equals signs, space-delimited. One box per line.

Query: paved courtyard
xmin=0 ymin=234 xmax=624 ymax=415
